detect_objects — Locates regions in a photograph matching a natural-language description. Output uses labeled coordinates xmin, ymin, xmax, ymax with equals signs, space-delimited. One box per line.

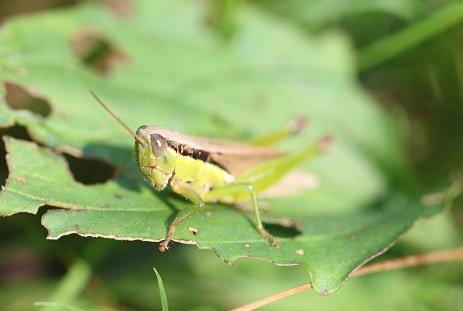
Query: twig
xmin=353 ymin=247 xmax=463 ymax=276
xmin=232 ymin=247 xmax=463 ymax=311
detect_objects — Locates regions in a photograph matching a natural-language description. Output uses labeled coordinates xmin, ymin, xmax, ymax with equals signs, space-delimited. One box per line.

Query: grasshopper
xmin=91 ymin=92 xmax=331 ymax=252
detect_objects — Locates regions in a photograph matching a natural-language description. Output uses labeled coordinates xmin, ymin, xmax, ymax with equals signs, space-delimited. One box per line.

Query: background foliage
xmin=0 ymin=0 xmax=462 ymax=310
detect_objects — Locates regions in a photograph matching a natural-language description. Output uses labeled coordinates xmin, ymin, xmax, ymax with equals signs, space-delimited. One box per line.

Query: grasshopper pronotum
xmin=91 ymin=92 xmax=331 ymax=252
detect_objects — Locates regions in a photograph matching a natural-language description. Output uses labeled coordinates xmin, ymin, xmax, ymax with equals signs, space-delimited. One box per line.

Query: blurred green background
xmin=1 ymin=0 xmax=463 ymax=310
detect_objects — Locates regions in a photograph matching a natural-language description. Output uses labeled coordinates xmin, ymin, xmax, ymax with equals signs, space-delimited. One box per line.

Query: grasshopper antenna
xmin=90 ymin=91 xmax=147 ymax=146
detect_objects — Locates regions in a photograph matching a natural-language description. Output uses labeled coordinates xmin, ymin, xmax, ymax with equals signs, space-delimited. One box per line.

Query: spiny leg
xmin=159 ymin=201 xmax=204 ymax=252
xmin=159 ymin=181 xmax=204 ymax=252
xmin=235 ymin=135 xmax=332 ymax=190
xmin=206 ymin=183 xmax=280 ymax=248
xmin=212 ymin=136 xmax=331 ymax=247
xmin=250 ymin=116 xmax=308 ymax=147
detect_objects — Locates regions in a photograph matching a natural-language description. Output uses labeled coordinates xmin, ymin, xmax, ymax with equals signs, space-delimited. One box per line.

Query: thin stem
xmin=41 ymin=240 xmax=116 ymax=311
xmin=232 ymin=246 xmax=463 ymax=311
xmin=353 ymin=247 xmax=463 ymax=276
xmin=358 ymin=2 xmax=463 ymax=71
xmin=42 ymin=259 xmax=91 ymax=311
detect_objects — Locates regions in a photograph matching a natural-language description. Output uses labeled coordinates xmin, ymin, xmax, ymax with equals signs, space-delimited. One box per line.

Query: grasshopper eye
xmin=150 ymin=133 xmax=167 ymax=157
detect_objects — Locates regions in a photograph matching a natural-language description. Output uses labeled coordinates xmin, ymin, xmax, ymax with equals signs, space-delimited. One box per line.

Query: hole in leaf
xmin=0 ymin=125 xmax=33 ymax=187
xmin=263 ymin=222 xmax=301 ymax=239
xmin=4 ymin=82 xmax=52 ymax=117
xmin=63 ymin=153 xmax=116 ymax=185
xmin=70 ymin=30 xmax=128 ymax=75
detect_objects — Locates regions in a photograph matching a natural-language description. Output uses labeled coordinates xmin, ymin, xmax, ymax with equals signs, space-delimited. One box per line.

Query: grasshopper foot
xmin=158 ymin=240 xmax=170 ymax=252
xmin=259 ymin=227 xmax=280 ymax=249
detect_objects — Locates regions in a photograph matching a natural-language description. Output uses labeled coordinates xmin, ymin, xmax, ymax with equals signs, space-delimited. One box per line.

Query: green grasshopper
xmin=91 ymin=92 xmax=331 ymax=252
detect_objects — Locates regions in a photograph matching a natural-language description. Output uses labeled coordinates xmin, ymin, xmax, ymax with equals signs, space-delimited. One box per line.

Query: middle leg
xmin=159 ymin=181 xmax=205 ymax=252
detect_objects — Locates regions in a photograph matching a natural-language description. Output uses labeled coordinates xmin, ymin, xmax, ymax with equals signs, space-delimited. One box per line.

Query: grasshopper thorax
xmin=135 ymin=125 xmax=176 ymax=191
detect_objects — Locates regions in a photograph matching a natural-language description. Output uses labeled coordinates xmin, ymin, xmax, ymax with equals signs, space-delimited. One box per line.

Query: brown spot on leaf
xmin=289 ymin=116 xmax=308 ymax=134
xmin=421 ymin=192 xmax=445 ymax=206
xmin=114 ymin=193 xmax=123 ymax=199
xmin=63 ymin=153 xmax=116 ymax=185
xmin=4 ymin=82 xmax=52 ymax=117
xmin=70 ymin=29 xmax=129 ymax=75
xmin=57 ymin=109 xmax=67 ymax=119
xmin=105 ymin=0 xmax=133 ymax=19
xmin=15 ymin=176 xmax=27 ymax=185
xmin=253 ymin=94 xmax=270 ymax=110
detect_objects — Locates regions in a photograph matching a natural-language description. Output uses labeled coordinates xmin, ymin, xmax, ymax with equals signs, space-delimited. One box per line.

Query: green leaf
xmin=0 ymin=0 xmax=440 ymax=294
xmin=0 ymin=0 xmax=398 ymax=164
xmin=1 ymin=137 xmax=442 ymax=294
xmin=153 ymin=268 xmax=169 ymax=311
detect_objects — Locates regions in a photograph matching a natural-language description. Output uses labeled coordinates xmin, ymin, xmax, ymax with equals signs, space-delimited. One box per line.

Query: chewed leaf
xmin=0 ymin=0 xmax=439 ymax=295
xmin=1 ymin=138 xmax=443 ymax=294
xmin=0 ymin=137 xmax=168 ymax=217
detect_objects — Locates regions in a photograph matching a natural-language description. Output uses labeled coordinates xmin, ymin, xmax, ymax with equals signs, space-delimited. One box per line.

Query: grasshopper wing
xmin=262 ymin=170 xmax=318 ymax=197
xmin=149 ymin=127 xmax=284 ymax=176
xmin=210 ymin=151 xmax=283 ymax=176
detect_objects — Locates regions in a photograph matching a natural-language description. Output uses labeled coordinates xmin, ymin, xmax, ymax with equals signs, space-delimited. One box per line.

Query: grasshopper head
xmin=135 ymin=126 xmax=176 ymax=191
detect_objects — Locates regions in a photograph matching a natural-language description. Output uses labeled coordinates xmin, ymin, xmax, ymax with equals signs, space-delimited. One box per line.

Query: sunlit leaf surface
xmin=0 ymin=0 xmax=441 ymax=294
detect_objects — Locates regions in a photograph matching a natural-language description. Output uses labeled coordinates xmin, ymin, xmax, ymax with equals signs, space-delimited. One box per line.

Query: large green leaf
xmin=0 ymin=0 xmax=440 ymax=294
xmin=1 ymin=137 xmax=441 ymax=294
xmin=0 ymin=0 xmax=398 ymax=163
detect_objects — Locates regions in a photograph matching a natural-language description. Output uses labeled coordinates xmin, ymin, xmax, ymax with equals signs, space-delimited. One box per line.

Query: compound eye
xmin=150 ymin=133 xmax=167 ymax=157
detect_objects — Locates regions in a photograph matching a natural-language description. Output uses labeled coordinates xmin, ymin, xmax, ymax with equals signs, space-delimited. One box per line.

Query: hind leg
xmin=206 ymin=183 xmax=280 ymax=248
xmin=249 ymin=116 xmax=307 ymax=147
